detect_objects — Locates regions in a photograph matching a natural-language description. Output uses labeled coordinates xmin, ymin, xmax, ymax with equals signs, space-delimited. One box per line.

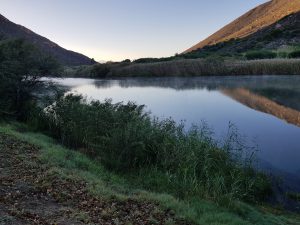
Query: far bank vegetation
xmin=64 ymin=58 xmax=300 ymax=78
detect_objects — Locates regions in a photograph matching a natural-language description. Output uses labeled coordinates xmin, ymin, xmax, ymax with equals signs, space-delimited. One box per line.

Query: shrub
xmin=245 ymin=50 xmax=277 ymax=60
xmin=288 ymin=50 xmax=300 ymax=58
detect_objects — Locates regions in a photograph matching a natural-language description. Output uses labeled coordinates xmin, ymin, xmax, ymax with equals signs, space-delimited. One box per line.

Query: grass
xmin=1 ymin=122 xmax=300 ymax=225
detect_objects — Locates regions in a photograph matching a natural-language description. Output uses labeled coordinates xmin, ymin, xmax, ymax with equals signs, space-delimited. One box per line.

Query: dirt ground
xmin=0 ymin=133 xmax=191 ymax=225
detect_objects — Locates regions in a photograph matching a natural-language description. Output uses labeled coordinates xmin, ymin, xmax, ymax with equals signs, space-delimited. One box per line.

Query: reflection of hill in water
xmin=93 ymin=76 xmax=300 ymax=112
xmin=222 ymin=88 xmax=300 ymax=128
xmin=252 ymin=88 xmax=300 ymax=112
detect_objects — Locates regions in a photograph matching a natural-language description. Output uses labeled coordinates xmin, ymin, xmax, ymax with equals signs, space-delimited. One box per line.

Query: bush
xmin=245 ymin=50 xmax=277 ymax=60
xmin=35 ymin=94 xmax=271 ymax=203
xmin=288 ymin=50 xmax=300 ymax=58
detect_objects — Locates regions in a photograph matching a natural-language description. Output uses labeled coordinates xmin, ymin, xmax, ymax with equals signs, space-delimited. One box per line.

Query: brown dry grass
xmin=108 ymin=58 xmax=300 ymax=77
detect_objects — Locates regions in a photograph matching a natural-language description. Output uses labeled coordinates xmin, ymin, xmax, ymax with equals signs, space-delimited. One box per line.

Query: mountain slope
xmin=186 ymin=11 xmax=300 ymax=57
xmin=184 ymin=0 xmax=300 ymax=53
xmin=0 ymin=14 xmax=94 ymax=66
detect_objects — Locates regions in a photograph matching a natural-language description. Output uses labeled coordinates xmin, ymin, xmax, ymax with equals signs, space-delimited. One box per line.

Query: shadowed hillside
xmin=184 ymin=0 xmax=300 ymax=53
xmin=0 ymin=14 xmax=94 ymax=66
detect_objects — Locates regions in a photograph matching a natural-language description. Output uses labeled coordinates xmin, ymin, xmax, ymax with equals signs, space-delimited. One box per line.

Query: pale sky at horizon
xmin=1 ymin=0 xmax=268 ymax=61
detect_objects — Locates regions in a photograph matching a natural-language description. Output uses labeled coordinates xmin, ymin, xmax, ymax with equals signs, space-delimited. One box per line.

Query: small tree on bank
xmin=0 ymin=39 xmax=61 ymax=120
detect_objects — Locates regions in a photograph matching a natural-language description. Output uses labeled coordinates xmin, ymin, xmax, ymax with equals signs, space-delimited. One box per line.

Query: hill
xmin=184 ymin=0 xmax=300 ymax=53
xmin=0 ymin=14 xmax=94 ymax=66
xmin=183 ymin=11 xmax=300 ymax=58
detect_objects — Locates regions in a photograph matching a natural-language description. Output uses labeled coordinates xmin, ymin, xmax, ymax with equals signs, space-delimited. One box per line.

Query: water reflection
xmin=92 ymin=76 xmax=300 ymax=128
xmin=222 ymin=88 xmax=300 ymax=128
xmin=51 ymin=76 xmax=300 ymax=191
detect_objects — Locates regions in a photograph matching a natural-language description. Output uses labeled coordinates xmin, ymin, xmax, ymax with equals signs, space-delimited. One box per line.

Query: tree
xmin=90 ymin=63 xmax=110 ymax=78
xmin=90 ymin=58 xmax=97 ymax=64
xmin=0 ymin=39 xmax=61 ymax=120
xmin=122 ymin=59 xmax=131 ymax=63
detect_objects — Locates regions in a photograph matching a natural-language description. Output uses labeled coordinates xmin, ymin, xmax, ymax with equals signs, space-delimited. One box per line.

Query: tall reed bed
xmin=108 ymin=59 xmax=300 ymax=77
xmin=33 ymin=94 xmax=271 ymax=204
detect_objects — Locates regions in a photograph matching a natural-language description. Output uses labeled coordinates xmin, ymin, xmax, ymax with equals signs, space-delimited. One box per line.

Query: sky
xmin=1 ymin=0 xmax=268 ymax=61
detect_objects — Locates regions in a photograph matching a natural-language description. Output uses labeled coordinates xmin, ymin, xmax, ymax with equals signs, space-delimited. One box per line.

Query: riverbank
xmin=1 ymin=123 xmax=300 ymax=225
xmin=63 ymin=58 xmax=300 ymax=78
xmin=0 ymin=124 xmax=190 ymax=225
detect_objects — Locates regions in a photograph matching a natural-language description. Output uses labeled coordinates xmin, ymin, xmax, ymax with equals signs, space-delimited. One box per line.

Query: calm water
xmin=51 ymin=76 xmax=300 ymax=188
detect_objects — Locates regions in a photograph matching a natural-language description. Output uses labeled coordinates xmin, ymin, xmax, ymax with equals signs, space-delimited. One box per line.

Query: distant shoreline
xmin=63 ymin=58 xmax=300 ymax=78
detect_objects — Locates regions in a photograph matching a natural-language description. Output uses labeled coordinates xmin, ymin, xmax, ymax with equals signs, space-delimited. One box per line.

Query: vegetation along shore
xmin=64 ymin=58 xmax=300 ymax=78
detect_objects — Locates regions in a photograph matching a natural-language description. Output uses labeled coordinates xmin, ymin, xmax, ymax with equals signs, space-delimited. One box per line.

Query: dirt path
xmin=0 ymin=133 xmax=191 ymax=225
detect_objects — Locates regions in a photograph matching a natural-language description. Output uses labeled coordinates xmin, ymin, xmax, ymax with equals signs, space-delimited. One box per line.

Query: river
xmin=50 ymin=75 xmax=300 ymax=192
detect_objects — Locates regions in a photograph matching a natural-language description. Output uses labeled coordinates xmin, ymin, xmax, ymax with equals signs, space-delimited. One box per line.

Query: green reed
xmin=31 ymin=94 xmax=271 ymax=205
